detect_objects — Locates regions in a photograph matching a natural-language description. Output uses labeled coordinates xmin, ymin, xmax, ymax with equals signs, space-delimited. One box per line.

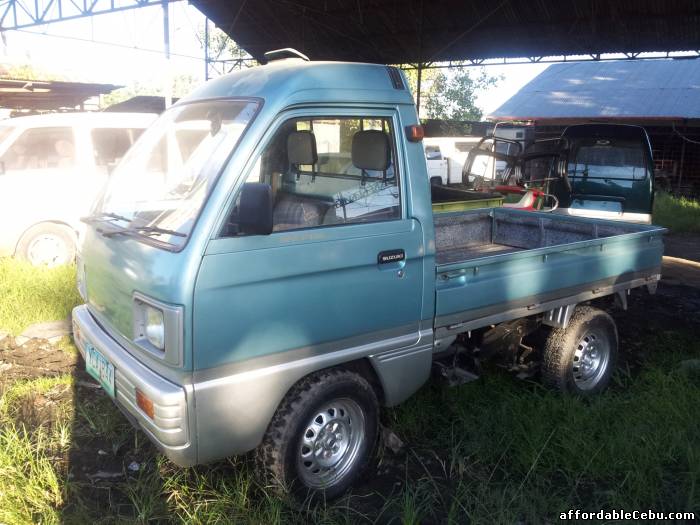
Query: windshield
xmin=96 ymin=99 xmax=259 ymax=248
xmin=568 ymin=139 xmax=647 ymax=181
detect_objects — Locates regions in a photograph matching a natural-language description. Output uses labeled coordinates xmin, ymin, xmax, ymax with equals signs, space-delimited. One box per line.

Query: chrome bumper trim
xmin=72 ymin=304 xmax=195 ymax=466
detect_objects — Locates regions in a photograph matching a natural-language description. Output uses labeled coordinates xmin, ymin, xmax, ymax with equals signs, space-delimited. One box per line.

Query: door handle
xmin=377 ymin=249 xmax=405 ymax=265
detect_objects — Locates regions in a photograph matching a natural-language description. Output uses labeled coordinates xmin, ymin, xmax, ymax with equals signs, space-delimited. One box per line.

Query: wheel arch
xmin=14 ymin=219 xmax=78 ymax=256
xmin=193 ymin=344 xmax=431 ymax=463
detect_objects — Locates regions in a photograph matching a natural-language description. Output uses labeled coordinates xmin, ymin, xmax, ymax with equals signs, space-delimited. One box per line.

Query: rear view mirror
xmin=239 ymin=182 xmax=273 ymax=235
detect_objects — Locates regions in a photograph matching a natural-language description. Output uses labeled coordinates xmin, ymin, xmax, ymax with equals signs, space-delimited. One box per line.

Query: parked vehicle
xmin=0 ymin=112 xmax=156 ymax=266
xmin=424 ymin=136 xmax=481 ymax=185
xmin=550 ymin=124 xmax=655 ymax=224
xmin=72 ymin=56 xmax=665 ymax=499
xmin=463 ymin=124 xmax=656 ymax=222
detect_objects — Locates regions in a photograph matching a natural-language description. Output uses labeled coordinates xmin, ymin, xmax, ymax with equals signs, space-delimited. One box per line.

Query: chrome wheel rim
xmin=572 ymin=330 xmax=610 ymax=390
xmin=297 ymin=398 xmax=365 ymax=489
xmin=27 ymin=234 xmax=68 ymax=267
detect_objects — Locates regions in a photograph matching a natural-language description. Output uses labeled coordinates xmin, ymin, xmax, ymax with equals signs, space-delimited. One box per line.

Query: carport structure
xmin=190 ymin=0 xmax=700 ymax=111
xmin=1 ymin=1 xmax=700 ymax=110
xmin=2 ymin=2 xmax=699 ymax=74
xmin=192 ymin=0 xmax=700 ymax=64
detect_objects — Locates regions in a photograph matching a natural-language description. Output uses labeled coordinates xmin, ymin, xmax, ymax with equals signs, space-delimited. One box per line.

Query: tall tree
xmin=401 ymin=65 xmax=501 ymax=121
xmin=424 ymin=68 xmax=501 ymax=121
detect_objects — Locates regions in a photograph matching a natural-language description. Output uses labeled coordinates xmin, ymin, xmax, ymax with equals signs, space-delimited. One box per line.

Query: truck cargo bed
xmin=435 ymin=209 xmax=634 ymax=265
xmin=433 ymin=208 xmax=665 ymax=336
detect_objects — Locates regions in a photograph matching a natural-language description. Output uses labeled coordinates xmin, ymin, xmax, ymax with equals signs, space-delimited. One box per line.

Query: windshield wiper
xmin=97 ymin=224 xmax=186 ymax=239
xmin=131 ymin=225 xmax=187 ymax=238
xmin=81 ymin=212 xmax=131 ymax=224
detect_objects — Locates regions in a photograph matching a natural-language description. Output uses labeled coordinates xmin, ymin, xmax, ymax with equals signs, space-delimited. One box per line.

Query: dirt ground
xmin=0 ymin=338 xmax=77 ymax=383
xmin=662 ymin=232 xmax=700 ymax=288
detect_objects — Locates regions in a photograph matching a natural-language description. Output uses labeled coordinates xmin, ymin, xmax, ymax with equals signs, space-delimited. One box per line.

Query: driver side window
xmin=223 ymin=116 xmax=401 ymax=236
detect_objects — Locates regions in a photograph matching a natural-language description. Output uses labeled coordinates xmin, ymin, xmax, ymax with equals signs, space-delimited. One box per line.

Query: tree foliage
xmin=3 ymin=63 xmax=66 ymax=81
xmin=100 ymin=74 xmax=200 ymax=108
xmin=425 ymin=68 xmax=500 ymax=121
xmin=401 ymin=65 xmax=501 ymax=121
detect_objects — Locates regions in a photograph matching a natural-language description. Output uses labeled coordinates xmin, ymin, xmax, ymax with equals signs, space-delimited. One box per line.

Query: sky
xmin=0 ymin=2 xmax=549 ymax=115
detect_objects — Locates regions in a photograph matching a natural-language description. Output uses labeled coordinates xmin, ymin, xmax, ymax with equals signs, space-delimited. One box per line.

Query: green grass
xmin=0 ymin=256 xmax=697 ymax=523
xmin=0 ymin=376 xmax=72 ymax=525
xmin=0 ymin=331 xmax=697 ymax=524
xmin=653 ymin=192 xmax=700 ymax=233
xmin=0 ymin=258 xmax=81 ymax=334
xmin=388 ymin=332 xmax=700 ymax=522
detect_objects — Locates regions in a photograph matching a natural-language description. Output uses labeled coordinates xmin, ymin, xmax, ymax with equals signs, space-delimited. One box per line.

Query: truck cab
xmin=549 ymin=124 xmax=655 ymax=223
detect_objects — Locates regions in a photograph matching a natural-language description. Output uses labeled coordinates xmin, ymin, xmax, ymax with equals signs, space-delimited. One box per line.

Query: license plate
xmin=86 ymin=344 xmax=115 ymax=398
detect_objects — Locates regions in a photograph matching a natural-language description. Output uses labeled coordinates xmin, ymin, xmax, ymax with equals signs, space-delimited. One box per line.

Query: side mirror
xmin=239 ymin=182 xmax=273 ymax=235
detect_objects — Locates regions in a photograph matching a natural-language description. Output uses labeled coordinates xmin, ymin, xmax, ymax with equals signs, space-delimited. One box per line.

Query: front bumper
xmin=72 ymin=304 xmax=196 ymax=467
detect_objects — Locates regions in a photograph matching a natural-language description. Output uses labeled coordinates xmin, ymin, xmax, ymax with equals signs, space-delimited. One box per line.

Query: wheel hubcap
xmin=572 ymin=330 xmax=610 ymax=389
xmin=297 ymin=398 xmax=365 ymax=489
xmin=27 ymin=234 xmax=68 ymax=267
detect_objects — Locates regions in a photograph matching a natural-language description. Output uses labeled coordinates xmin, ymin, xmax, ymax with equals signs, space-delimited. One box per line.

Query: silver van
xmin=0 ymin=112 xmax=156 ymax=265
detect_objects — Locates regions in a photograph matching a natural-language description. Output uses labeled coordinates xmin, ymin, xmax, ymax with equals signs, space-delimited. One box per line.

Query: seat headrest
xmin=287 ymin=130 xmax=318 ymax=165
xmin=352 ymin=130 xmax=390 ymax=171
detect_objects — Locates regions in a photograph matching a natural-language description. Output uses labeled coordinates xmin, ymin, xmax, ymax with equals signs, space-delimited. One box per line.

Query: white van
xmin=424 ymin=136 xmax=481 ymax=185
xmin=0 ymin=112 xmax=156 ymax=265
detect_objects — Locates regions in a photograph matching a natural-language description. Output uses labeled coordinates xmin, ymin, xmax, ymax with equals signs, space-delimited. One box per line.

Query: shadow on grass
xmin=59 ymin=354 xmax=170 ymax=524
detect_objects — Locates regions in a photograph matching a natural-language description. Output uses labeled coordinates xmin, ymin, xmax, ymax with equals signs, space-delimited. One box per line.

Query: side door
xmin=193 ymin=108 xmax=426 ymax=373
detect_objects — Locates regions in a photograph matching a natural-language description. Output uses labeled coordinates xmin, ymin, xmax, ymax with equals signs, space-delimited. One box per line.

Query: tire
xmin=257 ymin=368 xmax=379 ymax=500
xmin=16 ymin=223 xmax=76 ymax=267
xmin=542 ymin=306 xmax=618 ymax=395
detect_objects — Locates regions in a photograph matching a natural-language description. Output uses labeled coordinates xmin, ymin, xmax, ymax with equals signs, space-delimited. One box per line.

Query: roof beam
xmin=0 ymin=0 xmax=176 ymax=30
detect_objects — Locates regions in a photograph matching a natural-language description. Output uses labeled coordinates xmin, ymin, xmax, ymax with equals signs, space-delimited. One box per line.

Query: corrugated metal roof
xmin=489 ymin=59 xmax=700 ymax=121
xmin=0 ymin=78 xmax=119 ymax=112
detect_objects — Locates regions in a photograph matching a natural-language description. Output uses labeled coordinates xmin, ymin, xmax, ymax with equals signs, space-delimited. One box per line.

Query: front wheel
xmin=542 ymin=306 xmax=618 ymax=395
xmin=257 ymin=368 xmax=379 ymax=500
xmin=16 ymin=223 xmax=76 ymax=267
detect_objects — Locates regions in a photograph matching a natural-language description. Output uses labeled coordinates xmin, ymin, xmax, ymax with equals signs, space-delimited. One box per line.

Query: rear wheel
xmin=257 ymin=368 xmax=379 ymax=500
xmin=16 ymin=223 xmax=76 ymax=267
xmin=542 ymin=306 xmax=618 ymax=395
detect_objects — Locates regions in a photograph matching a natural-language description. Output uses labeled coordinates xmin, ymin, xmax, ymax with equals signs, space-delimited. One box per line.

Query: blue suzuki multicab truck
xmin=73 ymin=52 xmax=665 ymax=498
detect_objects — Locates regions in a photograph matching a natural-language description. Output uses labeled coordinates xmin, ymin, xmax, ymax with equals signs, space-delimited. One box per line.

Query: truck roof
xmin=181 ymin=58 xmax=415 ymax=108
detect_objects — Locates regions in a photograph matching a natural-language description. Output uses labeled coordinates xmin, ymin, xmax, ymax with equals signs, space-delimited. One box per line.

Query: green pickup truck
xmin=72 ymin=54 xmax=665 ymax=499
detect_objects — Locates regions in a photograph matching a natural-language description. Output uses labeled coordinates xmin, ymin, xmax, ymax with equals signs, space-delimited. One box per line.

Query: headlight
xmin=144 ymin=305 xmax=165 ymax=350
xmin=132 ymin=293 xmax=183 ymax=365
